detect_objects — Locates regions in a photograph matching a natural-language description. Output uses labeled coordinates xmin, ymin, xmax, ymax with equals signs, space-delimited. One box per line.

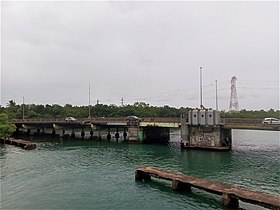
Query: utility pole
xmin=199 ymin=66 xmax=203 ymax=109
xmin=88 ymin=83 xmax=91 ymax=118
xmin=22 ymin=96 xmax=25 ymax=119
xmin=215 ymin=80 xmax=218 ymax=110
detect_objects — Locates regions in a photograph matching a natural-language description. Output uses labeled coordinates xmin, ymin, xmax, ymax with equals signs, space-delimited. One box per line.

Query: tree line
xmin=1 ymin=100 xmax=279 ymax=119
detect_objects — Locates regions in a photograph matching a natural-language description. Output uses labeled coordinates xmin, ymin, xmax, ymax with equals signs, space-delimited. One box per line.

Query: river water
xmin=1 ymin=129 xmax=279 ymax=210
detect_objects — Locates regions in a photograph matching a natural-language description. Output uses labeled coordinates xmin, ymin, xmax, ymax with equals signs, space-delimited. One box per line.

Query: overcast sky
xmin=1 ymin=1 xmax=279 ymax=111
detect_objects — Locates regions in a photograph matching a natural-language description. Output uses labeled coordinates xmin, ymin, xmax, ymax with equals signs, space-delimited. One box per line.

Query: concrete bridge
xmin=10 ymin=117 xmax=279 ymax=130
xmin=9 ymin=117 xmax=279 ymax=144
xmin=10 ymin=117 xmax=180 ymax=143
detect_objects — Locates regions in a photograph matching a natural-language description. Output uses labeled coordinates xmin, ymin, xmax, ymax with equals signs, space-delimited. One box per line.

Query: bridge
xmin=7 ymin=115 xmax=280 ymax=150
xmin=10 ymin=117 xmax=279 ymax=131
xmin=10 ymin=117 xmax=181 ymax=143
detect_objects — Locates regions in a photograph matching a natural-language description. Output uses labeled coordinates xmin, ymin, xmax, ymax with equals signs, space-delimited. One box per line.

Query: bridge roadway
xmin=10 ymin=117 xmax=280 ymax=131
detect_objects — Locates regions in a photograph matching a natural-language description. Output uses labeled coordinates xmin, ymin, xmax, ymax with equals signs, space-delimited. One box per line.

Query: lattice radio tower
xmin=229 ymin=76 xmax=239 ymax=112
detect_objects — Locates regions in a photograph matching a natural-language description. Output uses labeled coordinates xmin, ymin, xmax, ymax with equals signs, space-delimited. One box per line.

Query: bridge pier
xmin=90 ymin=129 xmax=93 ymax=139
xmin=81 ymin=129 xmax=85 ymax=139
xmin=27 ymin=129 xmax=31 ymax=136
xmin=128 ymin=126 xmax=140 ymax=143
xmin=71 ymin=130 xmax=75 ymax=138
xmin=60 ymin=129 xmax=65 ymax=138
xmin=181 ymin=109 xmax=232 ymax=150
xmin=123 ymin=129 xmax=127 ymax=141
xmin=107 ymin=128 xmax=111 ymax=141
xmin=115 ymin=128 xmax=119 ymax=142
xmin=52 ymin=128 xmax=56 ymax=136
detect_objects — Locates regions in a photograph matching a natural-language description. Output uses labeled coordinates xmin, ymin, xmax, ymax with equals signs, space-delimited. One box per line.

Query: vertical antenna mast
xmin=200 ymin=66 xmax=203 ymax=109
xmin=22 ymin=97 xmax=25 ymax=119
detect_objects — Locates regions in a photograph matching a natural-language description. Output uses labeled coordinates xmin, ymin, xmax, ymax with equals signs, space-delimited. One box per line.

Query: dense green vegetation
xmin=0 ymin=113 xmax=16 ymax=138
xmin=0 ymin=100 xmax=279 ymax=119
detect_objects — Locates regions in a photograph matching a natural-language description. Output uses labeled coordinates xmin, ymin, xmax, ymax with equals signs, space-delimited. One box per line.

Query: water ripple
xmin=1 ymin=130 xmax=279 ymax=209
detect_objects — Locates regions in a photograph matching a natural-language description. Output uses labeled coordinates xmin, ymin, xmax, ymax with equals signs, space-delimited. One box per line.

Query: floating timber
xmin=135 ymin=167 xmax=280 ymax=210
xmin=0 ymin=138 xmax=37 ymax=150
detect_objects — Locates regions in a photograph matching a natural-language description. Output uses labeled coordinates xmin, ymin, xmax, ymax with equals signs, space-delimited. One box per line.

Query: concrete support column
xmin=98 ymin=130 xmax=101 ymax=140
xmin=222 ymin=193 xmax=239 ymax=208
xmin=15 ymin=127 xmax=20 ymax=134
xmin=41 ymin=128 xmax=45 ymax=135
xmin=71 ymin=130 xmax=75 ymax=138
xmin=27 ymin=129 xmax=31 ymax=136
xmin=115 ymin=128 xmax=119 ymax=142
xmin=128 ymin=126 xmax=140 ymax=143
xmin=90 ymin=129 xmax=93 ymax=139
xmin=60 ymin=129 xmax=65 ymax=138
xmin=107 ymin=128 xmax=111 ymax=141
xmin=36 ymin=128 xmax=40 ymax=135
xmin=123 ymin=128 xmax=127 ymax=141
xmin=52 ymin=128 xmax=56 ymax=136
xmin=81 ymin=129 xmax=85 ymax=139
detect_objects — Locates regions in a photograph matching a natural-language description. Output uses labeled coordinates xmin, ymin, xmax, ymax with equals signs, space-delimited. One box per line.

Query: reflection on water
xmin=1 ymin=129 xmax=279 ymax=209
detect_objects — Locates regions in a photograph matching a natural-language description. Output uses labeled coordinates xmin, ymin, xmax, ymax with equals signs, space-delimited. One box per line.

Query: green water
xmin=1 ymin=130 xmax=279 ymax=210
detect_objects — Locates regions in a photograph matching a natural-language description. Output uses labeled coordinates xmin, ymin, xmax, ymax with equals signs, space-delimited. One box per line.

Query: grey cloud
xmin=1 ymin=1 xmax=279 ymax=110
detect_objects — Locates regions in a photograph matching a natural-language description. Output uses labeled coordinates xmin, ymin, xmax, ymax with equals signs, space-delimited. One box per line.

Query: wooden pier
xmin=135 ymin=167 xmax=280 ymax=210
xmin=0 ymin=138 xmax=37 ymax=150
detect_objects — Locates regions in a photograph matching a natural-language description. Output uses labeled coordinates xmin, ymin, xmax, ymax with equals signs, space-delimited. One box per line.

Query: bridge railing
xmin=221 ymin=118 xmax=262 ymax=125
xmin=80 ymin=117 xmax=127 ymax=123
xmin=9 ymin=118 xmax=66 ymax=123
xmin=142 ymin=117 xmax=181 ymax=123
xmin=10 ymin=117 xmax=264 ymax=126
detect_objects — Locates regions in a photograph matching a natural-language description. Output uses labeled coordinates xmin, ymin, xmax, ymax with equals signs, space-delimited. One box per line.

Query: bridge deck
xmin=9 ymin=117 xmax=280 ymax=130
xmin=135 ymin=167 xmax=280 ymax=209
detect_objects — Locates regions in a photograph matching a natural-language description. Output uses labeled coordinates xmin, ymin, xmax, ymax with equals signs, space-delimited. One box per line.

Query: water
xmin=1 ymin=130 xmax=279 ymax=209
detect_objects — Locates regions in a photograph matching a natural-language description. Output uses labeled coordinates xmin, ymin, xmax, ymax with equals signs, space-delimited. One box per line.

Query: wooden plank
xmin=135 ymin=167 xmax=280 ymax=209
